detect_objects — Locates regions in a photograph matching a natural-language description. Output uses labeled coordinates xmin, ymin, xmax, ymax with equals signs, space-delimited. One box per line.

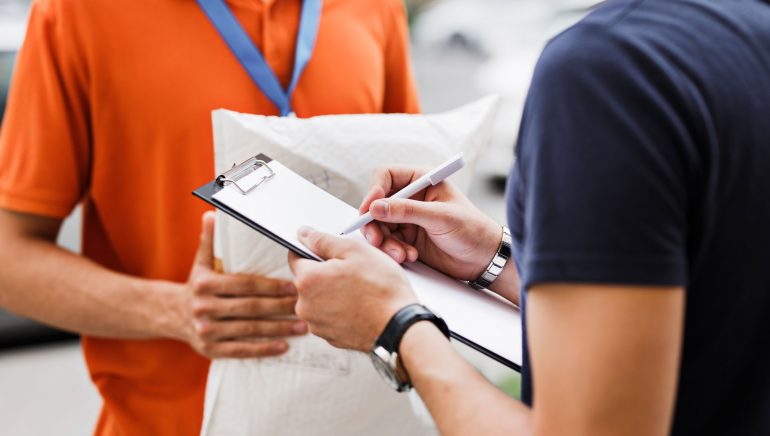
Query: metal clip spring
xmin=215 ymin=156 xmax=275 ymax=195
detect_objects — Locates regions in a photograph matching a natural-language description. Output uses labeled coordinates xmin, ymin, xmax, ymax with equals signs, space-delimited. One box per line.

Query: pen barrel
xmin=340 ymin=212 xmax=373 ymax=235
xmin=392 ymin=176 xmax=431 ymax=200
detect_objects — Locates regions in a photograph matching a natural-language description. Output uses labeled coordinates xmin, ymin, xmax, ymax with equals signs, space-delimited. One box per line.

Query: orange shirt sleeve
xmin=381 ymin=0 xmax=421 ymax=115
xmin=0 ymin=0 xmax=90 ymax=218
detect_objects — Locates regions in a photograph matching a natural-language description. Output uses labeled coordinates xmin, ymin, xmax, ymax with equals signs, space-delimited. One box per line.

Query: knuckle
xmin=373 ymin=166 xmax=389 ymax=182
xmin=263 ymin=321 xmax=285 ymax=336
xmin=294 ymin=300 xmax=309 ymax=321
xmin=293 ymin=275 xmax=307 ymax=292
xmin=295 ymin=272 xmax=316 ymax=291
xmin=313 ymin=237 xmax=329 ymax=254
xmin=190 ymin=299 xmax=211 ymax=318
xmin=247 ymin=299 xmax=266 ymax=315
xmin=249 ymin=275 xmax=272 ymax=292
xmin=191 ymin=274 xmax=215 ymax=295
xmin=231 ymin=347 xmax=251 ymax=359
xmin=403 ymin=202 xmax=415 ymax=219
xmin=194 ymin=319 xmax=215 ymax=340
xmin=200 ymin=342 xmax=216 ymax=356
xmin=279 ymin=296 xmax=298 ymax=315
xmin=246 ymin=321 xmax=267 ymax=336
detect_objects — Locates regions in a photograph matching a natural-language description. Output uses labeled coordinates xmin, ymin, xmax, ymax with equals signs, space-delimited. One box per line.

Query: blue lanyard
xmin=197 ymin=0 xmax=323 ymax=116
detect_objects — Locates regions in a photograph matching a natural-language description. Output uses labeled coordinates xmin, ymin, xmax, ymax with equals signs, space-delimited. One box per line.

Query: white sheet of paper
xmin=212 ymin=160 xmax=522 ymax=367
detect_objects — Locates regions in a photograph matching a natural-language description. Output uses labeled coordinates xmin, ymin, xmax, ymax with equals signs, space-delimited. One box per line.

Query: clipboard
xmin=193 ymin=154 xmax=315 ymax=260
xmin=194 ymin=154 xmax=522 ymax=371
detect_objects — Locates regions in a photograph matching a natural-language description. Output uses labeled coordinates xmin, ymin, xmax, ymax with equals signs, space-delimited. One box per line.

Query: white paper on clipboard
xmin=211 ymin=158 xmax=523 ymax=369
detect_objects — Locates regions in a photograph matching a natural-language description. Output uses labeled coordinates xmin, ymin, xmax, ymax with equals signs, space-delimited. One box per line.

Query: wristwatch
xmin=370 ymin=304 xmax=450 ymax=392
xmin=470 ymin=225 xmax=512 ymax=290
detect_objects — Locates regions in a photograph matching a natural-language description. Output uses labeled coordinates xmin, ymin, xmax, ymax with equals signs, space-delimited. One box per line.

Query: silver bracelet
xmin=470 ymin=225 xmax=512 ymax=290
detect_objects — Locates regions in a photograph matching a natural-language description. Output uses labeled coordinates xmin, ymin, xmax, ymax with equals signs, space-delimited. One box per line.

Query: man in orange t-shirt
xmin=0 ymin=0 xmax=419 ymax=434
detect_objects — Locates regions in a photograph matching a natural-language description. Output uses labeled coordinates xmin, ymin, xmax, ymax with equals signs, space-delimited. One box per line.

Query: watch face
xmin=370 ymin=348 xmax=401 ymax=390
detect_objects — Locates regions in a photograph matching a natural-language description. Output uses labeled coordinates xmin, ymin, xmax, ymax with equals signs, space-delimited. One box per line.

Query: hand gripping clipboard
xmin=194 ymin=154 xmax=522 ymax=371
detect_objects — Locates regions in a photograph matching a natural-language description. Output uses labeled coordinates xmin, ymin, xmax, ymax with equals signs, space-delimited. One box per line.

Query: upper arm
xmin=0 ymin=208 xmax=62 ymax=242
xmin=0 ymin=1 xmax=90 ymax=219
xmin=514 ymin=24 xmax=694 ymax=435
xmin=516 ymin=26 xmax=695 ymax=290
xmin=528 ymin=283 xmax=683 ymax=436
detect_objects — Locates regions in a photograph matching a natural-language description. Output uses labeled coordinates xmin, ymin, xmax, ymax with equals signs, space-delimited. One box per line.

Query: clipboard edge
xmin=450 ymin=332 xmax=521 ymax=372
xmin=192 ymin=152 xmax=522 ymax=372
xmin=192 ymin=182 xmax=317 ymax=262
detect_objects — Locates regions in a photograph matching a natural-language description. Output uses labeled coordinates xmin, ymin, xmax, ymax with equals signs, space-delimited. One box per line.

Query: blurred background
xmin=0 ymin=0 xmax=596 ymax=434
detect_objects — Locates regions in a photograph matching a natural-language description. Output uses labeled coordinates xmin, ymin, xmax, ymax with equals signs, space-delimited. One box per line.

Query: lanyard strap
xmin=197 ymin=0 xmax=322 ymax=116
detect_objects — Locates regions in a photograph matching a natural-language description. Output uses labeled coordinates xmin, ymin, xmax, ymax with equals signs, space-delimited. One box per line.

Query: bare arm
xmin=0 ymin=209 xmax=179 ymax=338
xmin=290 ymin=163 xmax=684 ymax=434
xmin=288 ymin=229 xmax=683 ymax=436
xmin=400 ymin=283 xmax=683 ymax=436
xmin=0 ymin=209 xmax=306 ymax=357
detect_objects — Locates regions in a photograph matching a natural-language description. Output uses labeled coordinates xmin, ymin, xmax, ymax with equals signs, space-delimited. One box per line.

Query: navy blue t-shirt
xmin=507 ymin=0 xmax=770 ymax=434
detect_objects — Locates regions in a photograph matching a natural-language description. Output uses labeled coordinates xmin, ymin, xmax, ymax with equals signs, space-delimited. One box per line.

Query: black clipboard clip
xmin=215 ymin=156 xmax=275 ymax=195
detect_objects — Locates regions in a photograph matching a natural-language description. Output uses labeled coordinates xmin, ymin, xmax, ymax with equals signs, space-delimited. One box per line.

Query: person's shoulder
xmin=532 ymin=0 xmax=682 ymax=93
xmin=533 ymin=0 xmax=765 ymax=95
xmin=30 ymin=0 xmax=88 ymax=15
xmin=27 ymin=0 xmax=100 ymax=26
xmin=327 ymin=0 xmax=407 ymax=33
xmin=344 ymin=0 xmax=408 ymax=22
xmin=371 ymin=0 xmax=408 ymax=24
xmin=368 ymin=0 xmax=408 ymax=14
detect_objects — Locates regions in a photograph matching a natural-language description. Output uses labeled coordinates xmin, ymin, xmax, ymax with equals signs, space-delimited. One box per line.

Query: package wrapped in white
xmin=201 ymin=96 xmax=500 ymax=436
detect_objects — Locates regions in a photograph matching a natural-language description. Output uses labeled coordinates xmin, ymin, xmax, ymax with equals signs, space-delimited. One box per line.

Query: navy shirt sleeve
xmin=513 ymin=23 xmax=696 ymax=289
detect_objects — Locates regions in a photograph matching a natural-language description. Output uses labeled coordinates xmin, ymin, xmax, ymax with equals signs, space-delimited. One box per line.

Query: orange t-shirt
xmin=0 ymin=0 xmax=419 ymax=434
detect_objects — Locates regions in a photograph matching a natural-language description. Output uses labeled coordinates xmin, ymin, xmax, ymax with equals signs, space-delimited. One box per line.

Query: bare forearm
xmin=401 ymin=322 xmax=532 ymax=436
xmin=488 ymin=261 xmax=520 ymax=306
xmin=0 ymin=235 xmax=184 ymax=340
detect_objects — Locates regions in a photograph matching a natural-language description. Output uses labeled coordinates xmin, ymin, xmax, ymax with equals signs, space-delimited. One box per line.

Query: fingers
xmin=359 ymin=185 xmax=387 ymax=215
xmin=380 ymin=235 xmax=419 ymax=263
xmin=359 ymin=166 xmax=429 ymax=214
xmin=192 ymin=273 xmax=296 ymax=297
xmin=369 ymin=197 xmax=447 ymax=230
xmin=194 ymin=211 xmax=216 ymax=268
xmin=202 ymin=339 xmax=290 ymax=359
xmin=297 ymin=227 xmax=357 ymax=260
xmin=192 ymin=295 xmax=298 ymax=319
xmin=287 ymin=252 xmax=316 ymax=278
xmin=194 ymin=318 xmax=307 ymax=342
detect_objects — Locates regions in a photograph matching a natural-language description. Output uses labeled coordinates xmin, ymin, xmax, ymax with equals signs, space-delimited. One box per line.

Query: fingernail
xmin=292 ymin=322 xmax=308 ymax=334
xmin=274 ymin=341 xmax=288 ymax=352
xmin=371 ymin=200 xmax=388 ymax=218
xmin=298 ymin=226 xmax=312 ymax=238
xmin=387 ymin=249 xmax=400 ymax=261
xmin=365 ymin=232 xmax=374 ymax=244
xmin=284 ymin=282 xmax=297 ymax=294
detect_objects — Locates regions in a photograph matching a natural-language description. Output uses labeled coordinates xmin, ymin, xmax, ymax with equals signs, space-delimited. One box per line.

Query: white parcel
xmin=201 ymin=96 xmax=499 ymax=436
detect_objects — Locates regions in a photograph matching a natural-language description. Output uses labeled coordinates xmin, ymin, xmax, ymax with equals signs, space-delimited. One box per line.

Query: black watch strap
xmin=375 ymin=304 xmax=450 ymax=354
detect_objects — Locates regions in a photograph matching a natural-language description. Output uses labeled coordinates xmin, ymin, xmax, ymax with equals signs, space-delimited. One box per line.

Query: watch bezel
xmin=370 ymin=345 xmax=408 ymax=391
xmin=369 ymin=304 xmax=450 ymax=392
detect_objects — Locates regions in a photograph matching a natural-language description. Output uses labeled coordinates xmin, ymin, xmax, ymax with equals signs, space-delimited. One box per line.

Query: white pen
xmin=339 ymin=153 xmax=466 ymax=236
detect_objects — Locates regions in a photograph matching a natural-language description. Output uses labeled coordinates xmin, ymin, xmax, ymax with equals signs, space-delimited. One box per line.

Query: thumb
xmin=194 ymin=211 xmax=216 ymax=268
xmin=369 ymin=198 xmax=449 ymax=231
xmin=298 ymin=226 xmax=355 ymax=261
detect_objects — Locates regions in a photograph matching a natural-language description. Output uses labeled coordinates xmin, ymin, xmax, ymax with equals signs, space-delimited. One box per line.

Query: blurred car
xmin=0 ymin=1 xmax=27 ymax=121
xmin=0 ymin=0 xmax=77 ymax=349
